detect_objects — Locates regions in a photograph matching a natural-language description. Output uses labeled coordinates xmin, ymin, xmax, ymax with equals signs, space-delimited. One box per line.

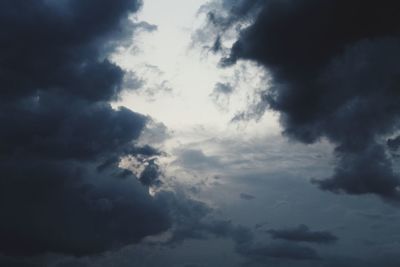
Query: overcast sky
xmin=1 ymin=0 xmax=400 ymax=267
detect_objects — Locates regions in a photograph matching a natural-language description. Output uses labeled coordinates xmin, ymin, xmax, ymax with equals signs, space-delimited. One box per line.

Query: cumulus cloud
xmin=206 ymin=0 xmax=400 ymax=201
xmin=139 ymin=159 xmax=163 ymax=187
xmin=0 ymin=0 xmax=172 ymax=257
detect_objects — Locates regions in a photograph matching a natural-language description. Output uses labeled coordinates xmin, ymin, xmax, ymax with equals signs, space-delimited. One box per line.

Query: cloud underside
xmin=0 ymin=0 xmax=172 ymax=256
xmin=209 ymin=0 xmax=400 ymax=201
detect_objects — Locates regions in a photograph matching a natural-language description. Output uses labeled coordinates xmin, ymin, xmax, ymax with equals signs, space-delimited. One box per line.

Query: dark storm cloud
xmin=1 ymin=95 xmax=146 ymax=161
xmin=155 ymin=191 xmax=253 ymax=245
xmin=155 ymin=191 xmax=213 ymax=245
xmin=0 ymin=255 xmax=40 ymax=267
xmin=139 ymin=159 xmax=163 ymax=187
xmin=387 ymin=135 xmax=400 ymax=151
xmin=0 ymin=0 xmax=141 ymax=102
xmin=0 ymin=164 xmax=170 ymax=256
xmin=0 ymin=0 xmax=172 ymax=257
xmin=267 ymin=225 xmax=338 ymax=244
xmin=208 ymin=0 xmax=400 ymax=201
xmin=132 ymin=144 xmax=163 ymax=157
xmin=205 ymin=0 xmax=263 ymax=31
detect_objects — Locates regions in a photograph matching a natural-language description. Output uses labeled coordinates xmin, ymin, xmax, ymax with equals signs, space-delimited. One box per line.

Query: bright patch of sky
xmin=113 ymin=0 xmax=280 ymax=141
xmin=103 ymin=1 xmax=400 ymax=265
xmin=112 ymin=0 xmax=337 ymax=208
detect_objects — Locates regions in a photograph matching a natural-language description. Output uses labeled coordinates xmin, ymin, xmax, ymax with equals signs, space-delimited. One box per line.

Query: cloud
xmin=132 ymin=21 xmax=158 ymax=32
xmin=138 ymin=119 xmax=171 ymax=145
xmin=267 ymin=225 xmax=338 ymax=244
xmin=0 ymin=0 xmax=172 ymax=257
xmin=240 ymin=193 xmax=256 ymax=200
xmin=206 ymin=0 xmax=400 ymax=201
xmin=129 ymin=64 xmax=173 ymax=101
xmin=238 ymin=242 xmax=320 ymax=262
xmin=154 ymin=190 xmax=254 ymax=246
xmin=387 ymin=135 xmax=400 ymax=151
xmin=0 ymin=255 xmax=40 ymax=267
xmin=174 ymin=149 xmax=223 ymax=171
xmin=213 ymin=82 xmax=234 ymax=95
xmin=209 ymin=82 xmax=235 ymax=110
xmin=139 ymin=159 xmax=163 ymax=187
xmin=0 ymin=163 xmax=170 ymax=256
xmin=155 ymin=190 xmax=323 ymax=263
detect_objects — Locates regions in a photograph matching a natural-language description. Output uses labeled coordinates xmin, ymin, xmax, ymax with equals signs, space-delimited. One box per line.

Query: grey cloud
xmin=210 ymin=82 xmax=235 ymax=110
xmin=156 ymin=190 xmax=323 ymax=264
xmin=213 ymin=82 xmax=234 ymax=94
xmin=123 ymin=71 xmax=144 ymax=90
xmin=238 ymin=242 xmax=320 ymax=262
xmin=139 ymin=159 xmax=163 ymax=187
xmin=154 ymin=191 xmax=254 ymax=246
xmin=387 ymin=135 xmax=400 ymax=151
xmin=0 ymin=0 xmax=172 ymax=258
xmin=267 ymin=225 xmax=338 ymax=244
xmin=132 ymin=21 xmax=158 ymax=32
xmin=175 ymin=149 xmax=223 ymax=171
xmin=139 ymin=120 xmax=171 ymax=145
xmin=240 ymin=193 xmax=256 ymax=201
xmin=0 ymin=160 xmax=170 ymax=256
xmin=207 ymin=0 xmax=400 ymax=202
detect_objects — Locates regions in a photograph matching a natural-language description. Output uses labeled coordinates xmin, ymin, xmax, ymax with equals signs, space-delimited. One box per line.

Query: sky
xmin=1 ymin=0 xmax=400 ymax=267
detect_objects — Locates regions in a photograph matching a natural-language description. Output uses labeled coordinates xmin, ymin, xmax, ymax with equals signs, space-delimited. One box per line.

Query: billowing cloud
xmin=206 ymin=0 xmax=400 ymax=201
xmin=139 ymin=159 xmax=163 ymax=187
xmin=0 ymin=0 xmax=172 ymax=257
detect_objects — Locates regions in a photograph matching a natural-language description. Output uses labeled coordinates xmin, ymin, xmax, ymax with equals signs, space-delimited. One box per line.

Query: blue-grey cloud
xmin=0 ymin=0 xmax=172 ymax=257
xmin=207 ymin=0 xmax=400 ymax=202
xmin=213 ymin=82 xmax=234 ymax=94
xmin=175 ymin=149 xmax=223 ymax=171
xmin=238 ymin=242 xmax=320 ymax=262
xmin=267 ymin=224 xmax=338 ymax=244
xmin=155 ymin=190 xmax=323 ymax=263
xmin=139 ymin=159 xmax=163 ymax=187
xmin=387 ymin=135 xmax=400 ymax=151
xmin=240 ymin=193 xmax=256 ymax=201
